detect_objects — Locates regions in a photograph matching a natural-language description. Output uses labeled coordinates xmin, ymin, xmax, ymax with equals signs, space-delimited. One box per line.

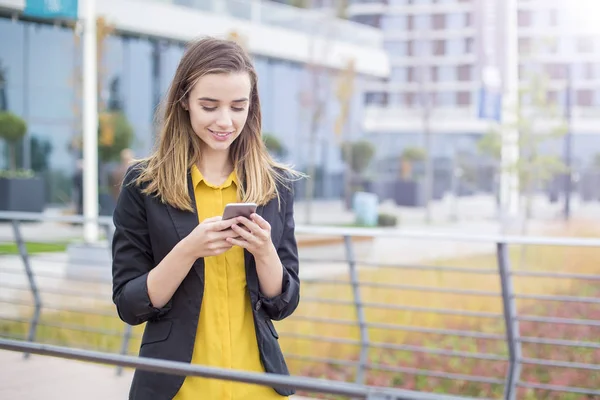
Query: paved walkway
xmin=0 ymin=350 xmax=315 ymax=399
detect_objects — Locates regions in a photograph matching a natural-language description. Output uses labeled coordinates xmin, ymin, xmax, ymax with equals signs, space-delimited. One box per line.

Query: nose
xmin=215 ymin=109 xmax=233 ymax=130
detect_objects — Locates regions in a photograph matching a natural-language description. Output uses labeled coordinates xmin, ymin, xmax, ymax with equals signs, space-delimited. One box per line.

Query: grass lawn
xmin=0 ymin=241 xmax=69 ymax=255
xmin=1 ymin=223 xmax=599 ymax=399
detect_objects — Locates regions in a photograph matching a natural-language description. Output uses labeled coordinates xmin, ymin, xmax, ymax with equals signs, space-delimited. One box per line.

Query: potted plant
xmin=0 ymin=111 xmax=45 ymax=212
xmin=395 ymin=146 xmax=426 ymax=207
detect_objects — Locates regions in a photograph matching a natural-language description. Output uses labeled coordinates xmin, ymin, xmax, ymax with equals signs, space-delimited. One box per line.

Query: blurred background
xmin=1 ymin=0 xmax=600 ymax=226
xmin=1 ymin=1 xmax=600 ymax=399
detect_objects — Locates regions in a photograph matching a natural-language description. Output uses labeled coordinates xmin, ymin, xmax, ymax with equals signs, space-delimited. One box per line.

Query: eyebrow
xmin=198 ymin=97 xmax=249 ymax=103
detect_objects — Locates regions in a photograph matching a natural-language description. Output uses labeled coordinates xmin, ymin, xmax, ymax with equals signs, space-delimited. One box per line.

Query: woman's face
xmin=186 ymin=72 xmax=251 ymax=156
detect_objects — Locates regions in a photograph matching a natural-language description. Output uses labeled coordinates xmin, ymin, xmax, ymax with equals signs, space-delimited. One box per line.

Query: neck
xmin=197 ymin=149 xmax=233 ymax=178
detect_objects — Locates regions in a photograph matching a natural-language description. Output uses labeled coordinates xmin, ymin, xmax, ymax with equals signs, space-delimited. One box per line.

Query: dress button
xmin=255 ymin=300 xmax=262 ymax=311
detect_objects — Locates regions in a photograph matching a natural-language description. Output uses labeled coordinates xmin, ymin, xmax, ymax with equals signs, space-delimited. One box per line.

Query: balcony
xmin=0 ymin=0 xmax=389 ymax=77
xmin=361 ymin=104 xmax=600 ymax=135
xmin=161 ymin=0 xmax=384 ymax=48
xmin=346 ymin=1 xmax=473 ymax=17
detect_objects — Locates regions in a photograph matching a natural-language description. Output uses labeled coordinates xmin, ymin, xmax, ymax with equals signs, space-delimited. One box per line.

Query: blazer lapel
xmin=166 ymin=173 xmax=204 ymax=280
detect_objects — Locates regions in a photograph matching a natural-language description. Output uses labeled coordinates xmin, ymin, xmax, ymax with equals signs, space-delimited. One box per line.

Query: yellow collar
xmin=191 ymin=165 xmax=238 ymax=189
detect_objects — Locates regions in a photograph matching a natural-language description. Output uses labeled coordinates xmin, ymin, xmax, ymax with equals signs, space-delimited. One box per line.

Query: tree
xmin=400 ymin=146 xmax=426 ymax=180
xmin=0 ymin=60 xmax=7 ymax=111
xmin=0 ymin=112 xmax=27 ymax=171
xmin=341 ymin=140 xmax=375 ymax=175
xmin=477 ymin=72 xmax=567 ymax=227
xmin=262 ymin=133 xmax=287 ymax=158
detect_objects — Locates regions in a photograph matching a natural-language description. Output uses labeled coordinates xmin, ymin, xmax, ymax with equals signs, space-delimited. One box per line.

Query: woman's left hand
xmin=228 ymin=213 xmax=276 ymax=260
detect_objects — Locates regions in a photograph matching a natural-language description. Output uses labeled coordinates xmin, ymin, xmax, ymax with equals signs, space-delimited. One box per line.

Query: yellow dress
xmin=174 ymin=165 xmax=286 ymax=400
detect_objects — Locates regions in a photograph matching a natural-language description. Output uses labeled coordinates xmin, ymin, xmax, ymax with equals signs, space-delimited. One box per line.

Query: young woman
xmin=111 ymin=37 xmax=301 ymax=400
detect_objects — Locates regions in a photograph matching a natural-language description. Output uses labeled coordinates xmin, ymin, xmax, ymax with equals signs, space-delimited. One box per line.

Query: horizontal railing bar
xmin=514 ymin=294 xmax=600 ymax=304
xmin=0 ymin=298 xmax=115 ymax=317
xmin=366 ymin=363 xmax=506 ymax=385
xmin=289 ymin=315 xmax=357 ymax=326
xmin=294 ymin=225 xmax=600 ymax=247
xmin=302 ymin=279 xmax=500 ymax=296
xmin=301 ymin=297 xmax=503 ymax=319
xmin=517 ymin=315 xmax=600 ymax=327
xmin=0 ymin=268 xmax=112 ymax=284
xmin=4 ymin=210 xmax=600 ymax=247
xmin=520 ymin=357 xmax=600 ymax=371
xmin=300 ymin=259 xmax=499 ymax=275
xmin=0 ymin=211 xmax=113 ymax=225
xmin=517 ymin=381 xmax=600 ymax=396
xmin=277 ymin=332 xmax=360 ymax=346
xmin=367 ymin=322 xmax=506 ymax=340
xmin=288 ymin=316 xmax=506 ymax=340
xmin=511 ymin=270 xmax=600 ymax=280
xmin=284 ymin=353 xmax=359 ymax=367
xmin=3 ymin=256 xmax=113 ymax=269
xmin=0 ymin=283 xmax=110 ymax=300
xmin=370 ymin=342 xmax=509 ymax=362
xmin=0 ymin=316 xmax=124 ymax=337
xmin=518 ymin=336 xmax=600 ymax=349
xmin=2 ymin=339 xmax=480 ymax=400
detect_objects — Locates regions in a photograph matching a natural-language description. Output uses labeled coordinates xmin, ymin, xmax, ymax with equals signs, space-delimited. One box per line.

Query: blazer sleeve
xmin=259 ymin=182 xmax=300 ymax=321
xmin=111 ymin=167 xmax=172 ymax=325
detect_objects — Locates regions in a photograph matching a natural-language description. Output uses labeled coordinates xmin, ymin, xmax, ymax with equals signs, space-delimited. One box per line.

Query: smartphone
xmin=222 ymin=202 xmax=258 ymax=221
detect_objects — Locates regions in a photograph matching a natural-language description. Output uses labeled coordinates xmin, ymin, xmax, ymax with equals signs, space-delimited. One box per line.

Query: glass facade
xmin=0 ymin=16 xmax=367 ymax=203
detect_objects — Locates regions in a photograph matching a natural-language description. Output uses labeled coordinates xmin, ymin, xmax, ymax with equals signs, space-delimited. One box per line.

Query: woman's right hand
xmin=182 ymin=216 xmax=239 ymax=259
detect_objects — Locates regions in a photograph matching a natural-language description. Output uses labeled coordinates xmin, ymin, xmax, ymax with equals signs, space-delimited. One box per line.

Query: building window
xmin=365 ymin=92 xmax=388 ymax=106
xmin=385 ymin=41 xmax=408 ymax=56
xmin=432 ymin=14 xmax=445 ymax=30
xmin=447 ymin=12 xmax=466 ymax=29
xmin=577 ymin=90 xmax=593 ymax=107
xmin=447 ymin=38 xmax=464 ymax=55
xmin=352 ymin=15 xmax=381 ymax=28
xmin=438 ymin=65 xmax=456 ymax=81
xmin=457 ymin=64 xmax=471 ymax=81
xmin=414 ymin=15 xmax=431 ymax=30
xmin=382 ymin=15 xmax=408 ymax=31
xmin=457 ymin=91 xmax=471 ymax=105
xmin=390 ymin=67 xmax=409 ymax=82
xmin=433 ymin=39 xmax=446 ymax=56
xmin=545 ymin=63 xmax=567 ymax=80
xmin=518 ymin=10 xmax=532 ymax=27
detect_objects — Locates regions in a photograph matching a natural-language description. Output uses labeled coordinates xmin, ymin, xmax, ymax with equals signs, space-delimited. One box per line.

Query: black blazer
xmin=111 ymin=165 xmax=300 ymax=399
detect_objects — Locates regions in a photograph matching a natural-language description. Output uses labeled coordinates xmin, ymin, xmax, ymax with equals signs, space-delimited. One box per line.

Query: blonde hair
xmin=134 ymin=37 xmax=302 ymax=211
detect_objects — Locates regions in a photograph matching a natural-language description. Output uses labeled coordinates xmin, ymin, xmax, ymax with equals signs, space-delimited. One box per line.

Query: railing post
xmin=343 ymin=235 xmax=369 ymax=385
xmin=496 ymin=241 xmax=522 ymax=400
xmin=11 ymin=219 xmax=43 ymax=359
xmin=116 ymin=324 xmax=132 ymax=376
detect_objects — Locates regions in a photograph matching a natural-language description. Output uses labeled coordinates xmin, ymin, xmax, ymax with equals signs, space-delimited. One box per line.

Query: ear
xmin=181 ymin=99 xmax=189 ymax=111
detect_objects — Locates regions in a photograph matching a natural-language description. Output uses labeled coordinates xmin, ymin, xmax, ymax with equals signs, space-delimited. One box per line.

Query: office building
xmin=0 ymin=0 xmax=388 ymax=204
xmin=347 ymin=0 xmax=600 ymax=176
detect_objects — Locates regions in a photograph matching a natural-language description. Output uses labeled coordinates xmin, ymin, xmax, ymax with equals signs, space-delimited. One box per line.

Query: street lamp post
xmin=563 ymin=64 xmax=573 ymax=220
xmin=82 ymin=0 xmax=99 ymax=242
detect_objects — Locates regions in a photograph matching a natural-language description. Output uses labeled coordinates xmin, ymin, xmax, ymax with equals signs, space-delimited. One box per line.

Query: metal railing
xmin=1 ymin=210 xmax=599 ymax=399
xmin=0 ymin=338 xmax=473 ymax=400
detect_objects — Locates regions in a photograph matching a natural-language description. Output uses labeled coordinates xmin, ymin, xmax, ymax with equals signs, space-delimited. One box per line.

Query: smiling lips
xmin=209 ymin=129 xmax=234 ymax=141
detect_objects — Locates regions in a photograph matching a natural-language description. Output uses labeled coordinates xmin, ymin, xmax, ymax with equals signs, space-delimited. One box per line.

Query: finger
xmin=209 ymin=218 xmax=237 ymax=232
xmin=213 ymin=228 xmax=239 ymax=240
xmin=231 ymin=224 xmax=259 ymax=243
xmin=250 ymin=213 xmax=271 ymax=231
xmin=236 ymin=217 xmax=264 ymax=237
xmin=227 ymin=237 xmax=250 ymax=249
